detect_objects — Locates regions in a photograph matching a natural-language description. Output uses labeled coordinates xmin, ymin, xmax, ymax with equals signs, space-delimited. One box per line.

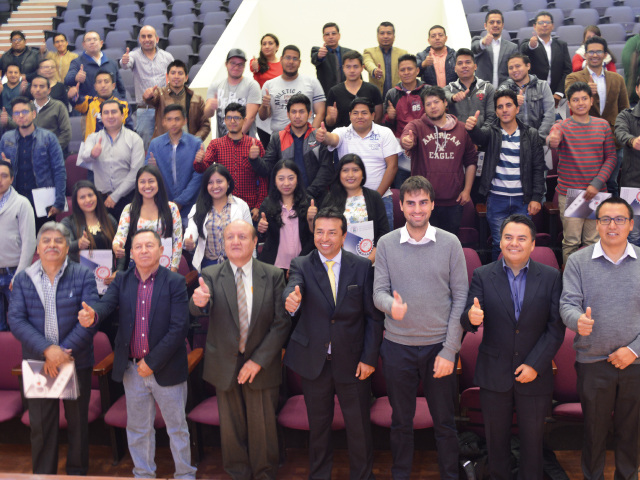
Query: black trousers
xmin=479 ymin=387 xmax=550 ymax=480
xmin=104 ymin=190 xmax=135 ymax=225
xmin=216 ymin=353 xmax=280 ymax=480
xmin=301 ymin=358 xmax=375 ymax=480
xmin=380 ymin=338 xmax=459 ymax=480
xmin=27 ymin=366 xmax=92 ymax=475
xmin=429 ymin=204 xmax=464 ymax=237
xmin=576 ymin=360 xmax=640 ymax=480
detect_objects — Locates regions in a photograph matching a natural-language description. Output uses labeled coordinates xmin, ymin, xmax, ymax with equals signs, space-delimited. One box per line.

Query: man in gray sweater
xmin=31 ymin=75 xmax=72 ymax=154
xmin=0 ymin=159 xmax=35 ymax=331
xmin=560 ymin=196 xmax=640 ymax=480
xmin=373 ymin=176 xmax=468 ymax=480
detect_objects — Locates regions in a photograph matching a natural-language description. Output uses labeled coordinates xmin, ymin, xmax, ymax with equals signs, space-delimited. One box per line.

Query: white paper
xmin=621 ymin=187 xmax=640 ymax=216
xmin=22 ymin=359 xmax=79 ymax=399
xmin=76 ymin=141 xmax=94 ymax=171
xmin=32 ymin=187 xmax=68 ymax=218
xmin=475 ymin=151 xmax=485 ymax=177
xmin=564 ymin=188 xmax=611 ymax=219
xmin=344 ymin=220 xmax=375 ymax=257
xmin=80 ymin=249 xmax=113 ymax=295
xmin=160 ymin=237 xmax=172 ymax=268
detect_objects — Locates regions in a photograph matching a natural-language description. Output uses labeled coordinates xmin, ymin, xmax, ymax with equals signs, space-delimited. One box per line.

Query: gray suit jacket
xmin=471 ymin=35 xmax=518 ymax=87
xmin=189 ymin=258 xmax=290 ymax=392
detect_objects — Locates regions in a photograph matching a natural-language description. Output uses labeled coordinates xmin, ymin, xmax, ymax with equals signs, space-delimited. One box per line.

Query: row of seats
xmin=464 ymin=0 xmax=640 ymax=16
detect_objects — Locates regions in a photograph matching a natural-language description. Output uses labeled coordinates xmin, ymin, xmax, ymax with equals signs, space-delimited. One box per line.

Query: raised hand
xmin=78 ymin=230 xmax=90 ymax=250
xmin=76 ymin=64 xmax=86 ymax=83
xmin=547 ymin=126 xmax=562 ymax=149
xmin=193 ymin=277 xmax=210 ymax=308
xmin=121 ymin=47 xmax=130 ymax=66
xmin=588 ymin=77 xmax=597 ymax=96
xmin=147 ymin=152 xmax=156 ymax=166
xmin=184 ymin=234 xmax=196 ymax=251
xmin=195 ymin=144 xmax=205 ymax=163
xmin=285 ymin=285 xmax=302 ymax=313
xmin=306 ymin=199 xmax=317 ymax=224
xmin=483 ymin=32 xmax=494 ymax=46
xmin=517 ymin=87 xmax=525 ymax=106
xmin=112 ymin=238 xmax=125 ymax=258
xmin=577 ymin=307 xmax=594 ymax=336
xmin=452 ymin=88 xmax=470 ymax=103
xmin=1 ymin=153 xmax=7 ymax=162
xmin=315 ymin=122 xmax=327 ymax=143
xmin=386 ymin=100 xmax=396 ymax=120
xmin=261 ymin=88 xmax=271 ymax=108
xmin=423 ymin=50 xmax=434 ymax=67
xmin=204 ymin=92 xmax=218 ymax=118
xmin=465 ymin=110 xmax=480 ymax=131
xmin=78 ymin=301 xmax=95 ymax=328
xmin=40 ymin=43 xmax=47 ymax=55
xmin=401 ymin=130 xmax=415 ymax=150
xmin=529 ymin=31 xmax=538 ymax=49
xmin=257 ymin=212 xmax=268 ymax=233
xmin=250 ymin=56 xmax=259 ymax=72
xmin=91 ymin=137 xmax=103 ymax=158
xmin=327 ymin=102 xmax=338 ymax=123
xmin=249 ymin=138 xmax=260 ymax=159
xmin=143 ymin=85 xmax=159 ymax=100
xmin=318 ymin=43 xmax=328 ymax=59
xmin=68 ymin=82 xmax=80 ymax=100
xmin=391 ymin=290 xmax=408 ymax=321
xmin=374 ymin=63 xmax=383 ymax=80
xmin=469 ymin=297 xmax=484 ymax=326
xmin=20 ymin=78 xmax=27 ymax=94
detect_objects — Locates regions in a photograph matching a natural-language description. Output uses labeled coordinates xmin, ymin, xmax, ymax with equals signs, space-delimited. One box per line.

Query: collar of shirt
xmin=328 ymin=46 xmax=340 ymax=54
xmin=0 ymin=186 xmax=12 ymax=205
xmin=502 ymin=258 xmax=530 ymax=277
xmin=399 ymin=224 xmax=437 ymax=245
xmin=230 ymin=258 xmax=253 ymax=279
xmin=40 ymin=257 xmax=69 ymax=282
xmin=592 ymin=240 xmax=637 ymax=265
xmin=492 ymin=37 xmax=501 ymax=47
xmin=587 ymin=66 xmax=605 ymax=79
xmin=84 ymin=50 xmax=104 ymax=65
xmin=162 ymin=132 xmax=184 ymax=146
xmin=134 ymin=266 xmax=160 ymax=283
xmin=431 ymin=48 xmax=447 ymax=57
xmin=35 ymin=97 xmax=51 ymax=113
xmin=18 ymin=131 xmax=35 ymax=143
xmin=345 ymin=122 xmax=379 ymax=140
xmin=318 ymin=249 xmax=342 ymax=267
xmin=169 ymin=87 xmax=185 ymax=97
xmin=102 ymin=126 xmax=124 ymax=145
xmin=538 ymin=36 xmax=553 ymax=48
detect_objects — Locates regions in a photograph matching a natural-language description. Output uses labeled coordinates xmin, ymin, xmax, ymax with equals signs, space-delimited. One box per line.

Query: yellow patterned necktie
xmin=326 ymin=261 xmax=336 ymax=302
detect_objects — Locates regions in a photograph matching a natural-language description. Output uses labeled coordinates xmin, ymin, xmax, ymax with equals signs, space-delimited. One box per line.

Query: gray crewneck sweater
xmin=561 ymin=243 xmax=640 ymax=364
xmin=0 ymin=187 xmax=36 ymax=274
xmin=373 ymin=227 xmax=468 ymax=362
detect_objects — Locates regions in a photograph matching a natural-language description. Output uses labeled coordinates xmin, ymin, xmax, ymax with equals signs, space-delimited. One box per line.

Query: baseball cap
xmin=226 ymin=48 xmax=247 ymax=61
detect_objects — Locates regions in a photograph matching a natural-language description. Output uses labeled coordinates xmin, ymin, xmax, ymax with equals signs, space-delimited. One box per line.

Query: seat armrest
xmin=456 ymin=357 xmax=462 ymax=375
xmin=93 ymin=352 xmax=114 ymax=376
xmin=188 ymin=348 xmax=204 ymax=374
xmin=12 ymin=363 xmax=22 ymax=376
xmin=544 ymin=202 xmax=559 ymax=215
xmin=552 ymin=359 xmax=557 ymax=375
xmin=475 ymin=203 xmax=487 ymax=217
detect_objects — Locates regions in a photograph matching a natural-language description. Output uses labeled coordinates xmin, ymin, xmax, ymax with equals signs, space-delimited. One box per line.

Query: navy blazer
xmin=461 ymin=260 xmax=565 ymax=395
xmin=93 ymin=266 xmax=189 ymax=386
xmin=283 ymin=249 xmax=384 ymax=383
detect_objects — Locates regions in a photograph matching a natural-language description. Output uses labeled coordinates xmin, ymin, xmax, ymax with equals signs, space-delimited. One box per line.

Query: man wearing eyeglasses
xmin=520 ymin=11 xmax=572 ymax=108
xmin=0 ymin=31 xmax=40 ymax=82
xmin=560 ymin=196 xmax=640 ymax=480
xmin=565 ymin=36 xmax=630 ymax=196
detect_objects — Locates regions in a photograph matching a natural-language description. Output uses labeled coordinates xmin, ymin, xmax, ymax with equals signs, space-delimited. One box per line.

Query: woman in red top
xmin=572 ymin=26 xmax=617 ymax=73
xmin=250 ymin=33 xmax=282 ymax=149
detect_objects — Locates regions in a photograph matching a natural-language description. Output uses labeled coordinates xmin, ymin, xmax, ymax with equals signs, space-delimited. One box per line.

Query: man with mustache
xmin=471 ymin=9 xmax=518 ymax=89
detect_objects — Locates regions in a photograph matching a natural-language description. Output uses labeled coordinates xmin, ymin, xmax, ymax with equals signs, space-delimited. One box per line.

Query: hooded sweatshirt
xmin=402 ymin=113 xmax=478 ymax=206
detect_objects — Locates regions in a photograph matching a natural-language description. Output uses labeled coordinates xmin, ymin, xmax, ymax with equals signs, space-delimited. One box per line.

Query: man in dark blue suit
xmin=461 ymin=214 xmax=565 ymax=480
xmin=283 ymin=207 xmax=384 ymax=480
xmin=79 ymin=229 xmax=196 ymax=479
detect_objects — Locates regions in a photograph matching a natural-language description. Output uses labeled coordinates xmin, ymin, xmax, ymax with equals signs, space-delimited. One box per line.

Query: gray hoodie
xmin=0 ymin=187 xmax=36 ymax=274
xmin=444 ymin=76 xmax=496 ymax=126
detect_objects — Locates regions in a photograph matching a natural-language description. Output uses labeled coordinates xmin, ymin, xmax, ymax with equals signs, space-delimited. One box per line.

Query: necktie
xmin=326 ymin=261 xmax=336 ymax=302
xmin=236 ymin=268 xmax=249 ymax=353
xmin=334 ymin=51 xmax=341 ymax=84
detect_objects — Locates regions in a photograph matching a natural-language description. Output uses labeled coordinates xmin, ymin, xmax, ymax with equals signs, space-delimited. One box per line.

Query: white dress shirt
xmin=480 ymin=36 xmax=502 ymax=89
xmin=531 ymin=36 xmax=553 ymax=86
xmin=230 ymin=259 xmax=253 ymax=325
xmin=592 ymin=240 xmax=637 ymax=265
xmin=588 ymin=67 xmax=607 ymax=114
xmin=399 ymin=224 xmax=437 ymax=245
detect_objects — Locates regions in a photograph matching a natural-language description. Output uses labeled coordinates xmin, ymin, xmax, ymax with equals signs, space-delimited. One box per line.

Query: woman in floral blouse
xmin=113 ymin=165 xmax=182 ymax=271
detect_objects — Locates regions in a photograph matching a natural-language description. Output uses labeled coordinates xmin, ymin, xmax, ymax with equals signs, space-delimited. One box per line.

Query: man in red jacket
xmin=401 ymin=85 xmax=477 ymax=235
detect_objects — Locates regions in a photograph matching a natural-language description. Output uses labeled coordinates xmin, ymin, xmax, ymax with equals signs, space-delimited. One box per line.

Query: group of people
xmin=0 ymin=10 xmax=639 ymax=480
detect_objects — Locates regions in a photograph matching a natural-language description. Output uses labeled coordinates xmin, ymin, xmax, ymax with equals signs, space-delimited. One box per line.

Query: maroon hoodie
xmin=402 ymin=113 xmax=478 ymax=206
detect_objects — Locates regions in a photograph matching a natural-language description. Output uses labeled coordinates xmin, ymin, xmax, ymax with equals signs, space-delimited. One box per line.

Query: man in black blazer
xmin=190 ymin=219 xmax=290 ymax=480
xmin=79 ymin=229 xmax=196 ymax=479
xmin=283 ymin=207 xmax=384 ymax=480
xmin=520 ymin=11 xmax=572 ymax=105
xmin=311 ymin=22 xmax=354 ymax=95
xmin=461 ymin=214 xmax=565 ymax=480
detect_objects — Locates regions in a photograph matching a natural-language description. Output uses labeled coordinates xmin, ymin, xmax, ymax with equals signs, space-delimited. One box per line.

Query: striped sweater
xmin=554 ymin=116 xmax=617 ymax=196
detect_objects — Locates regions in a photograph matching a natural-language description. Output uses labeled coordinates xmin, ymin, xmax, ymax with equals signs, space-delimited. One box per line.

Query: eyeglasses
xmin=228 ymin=61 xmax=245 ymax=68
xmin=282 ymin=56 xmax=300 ymax=62
xmin=536 ymin=21 xmax=552 ymax=26
xmin=597 ymin=216 xmax=630 ymax=225
xmin=10 ymin=38 xmax=24 ymax=43
xmin=586 ymin=50 xmax=605 ymax=56
xmin=12 ymin=110 xmax=31 ymax=117
xmin=225 ymin=115 xmax=243 ymax=122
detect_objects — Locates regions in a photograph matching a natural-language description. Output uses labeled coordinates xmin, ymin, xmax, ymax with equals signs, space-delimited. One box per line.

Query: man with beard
xmin=363 ymin=22 xmax=408 ymax=98
xmin=259 ymin=45 xmax=326 ymax=135
xmin=400 ymin=86 xmax=477 ymax=236
xmin=471 ymin=10 xmax=518 ymax=89
xmin=416 ymin=26 xmax=457 ymax=88
xmin=0 ymin=31 xmax=40 ymax=81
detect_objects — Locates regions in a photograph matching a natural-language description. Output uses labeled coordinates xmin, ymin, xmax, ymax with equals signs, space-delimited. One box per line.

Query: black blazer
xmin=311 ymin=45 xmax=354 ymax=96
xmin=460 ymin=260 xmax=565 ymax=395
xmin=257 ymin=197 xmax=315 ymax=266
xmin=283 ymin=249 xmax=384 ymax=383
xmin=519 ymin=38 xmax=572 ymax=95
xmin=94 ymin=266 xmax=190 ymax=386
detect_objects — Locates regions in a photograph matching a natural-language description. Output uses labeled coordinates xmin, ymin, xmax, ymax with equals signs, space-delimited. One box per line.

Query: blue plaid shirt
xmin=40 ymin=258 xmax=69 ymax=344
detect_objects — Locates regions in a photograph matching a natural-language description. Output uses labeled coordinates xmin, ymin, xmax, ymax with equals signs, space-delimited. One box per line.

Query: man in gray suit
xmin=190 ymin=220 xmax=290 ymax=480
xmin=470 ymin=9 xmax=518 ymax=89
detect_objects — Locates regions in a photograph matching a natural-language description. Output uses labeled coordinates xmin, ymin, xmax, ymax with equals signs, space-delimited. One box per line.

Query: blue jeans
xmin=122 ymin=360 xmax=196 ymax=479
xmin=486 ymin=193 xmax=528 ymax=261
xmin=606 ymin=148 xmax=624 ymax=197
xmin=135 ymin=107 xmax=156 ymax=151
xmin=0 ymin=269 xmax=15 ymax=331
xmin=383 ymin=194 xmax=394 ymax=232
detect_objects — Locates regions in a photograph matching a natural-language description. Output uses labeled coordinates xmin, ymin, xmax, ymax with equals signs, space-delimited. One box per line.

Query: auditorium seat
xmin=200 ymin=24 xmax=225 ymax=46
xmin=186 ymin=381 xmax=218 ymax=463
xmin=391 ymin=188 xmax=404 ymax=231
xmin=552 ymin=328 xmax=583 ymax=421
xmin=172 ymin=1 xmax=198 ymax=17
xmin=589 ymin=0 xmax=618 ymax=15
xmin=113 ymin=18 xmax=142 ymax=37
xmin=143 ymin=2 xmax=171 ymax=18
xmin=0 ymin=332 xmax=23 ymax=424
xmin=553 ymin=0 xmax=582 ymax=14
xmin=566 ymin=8 xmax=600 ymax=29
xmin=463 ymin=248 xmax=482 ymax=286
xmin=65 ymin=154 xmax=89 ymax=196
xmin=597 ymin=23 xmax=627 ymax=44
xmin=199 ymin=0 xmax=224 ymax=15
xmin=462 ymin=0 xmax=485 ymax=14
xmin=556 ymin=25 xmax=587 ymax=46
xmin=603 ymin=6 xmax=636 ymax=32
xmin=458 ymin=200 xmax=480 ymax=248
xmin=172 ymin=13 xmax=203 ymax=34
xmin=200 ymin=11 xmax=228 ymax=25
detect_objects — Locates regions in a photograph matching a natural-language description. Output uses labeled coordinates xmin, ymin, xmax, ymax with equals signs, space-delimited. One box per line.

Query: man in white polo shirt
xmin=316 ymin=97 xmax=401 ymax=230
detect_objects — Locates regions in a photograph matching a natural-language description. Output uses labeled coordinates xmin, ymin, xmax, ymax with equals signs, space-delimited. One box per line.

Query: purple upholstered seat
xmin=187 ymin=395 xmax=219 ymax=425
xmin=104 ymin=395 xmax=166 ymax=429
xmin=463 ymin=248 xmax=482 ymax=286
xmin=0 ymin=332 xmax=24 ymax=422
xmin=552 ymin=328 xmax=583 ymax=421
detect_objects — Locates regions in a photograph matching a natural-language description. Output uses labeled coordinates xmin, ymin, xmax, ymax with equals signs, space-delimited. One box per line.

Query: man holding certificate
xmin=9 ymin=221 xmax=99 ymax=475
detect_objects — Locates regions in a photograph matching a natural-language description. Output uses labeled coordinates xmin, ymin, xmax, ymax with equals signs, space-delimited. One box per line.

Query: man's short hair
xmin=6 ymin=62 xmax=20 ymax=72
xmin=53 ymin=33 xmax=67 ymax=42
xmin=282 ymin=45 xmax=300 ymax=57
xmin=286 ymin=93 xmax=311 ymax=112
xmin=533 ymin=11 xmax=554 ymax=24
xmin=322 ymin=22 xmax=339 ymax=33
xmin=131 ymin=228 xmax=162 ymax=246
xmin=100 ymin=99 xmax=124 ymax=114
xmin=595 ymin=197 xmax=634 ymax=220
xmin=485 ymin=9 xmax=504 ymax=23
xmin=420 ymin=85 xmax=446 ymax=104
xmin=378 ymin=21 xmax=395 ymax=34
xmin=163 ymin=104 xmax=186 ymax=118
xmin=0 ymin=160 xmax=13 ymax=178
xmin=397 ymin=54 xmax=418 ymax=67
xmin=167 ymin=59 xmax=188 ymax=75
xmin=567 ymin=81 xmax=593 ymax=100
xmin=31 ymin=75 xmax=50 ymax=88
xmin=38 ymin=58 xmax=55 ymax=69
xmin=455 ymin=48 xmax=475 ymax=63
xmin=225 ymin=102 xmax=246 ymax=117
xmin=585 ymin=35 xmax=607 ymax=52
xmin=95 ymin=69 xmax=115 ymax=83
xmin=83 ymin=30 xmax=101 ymax=41
xmin=11 ymin=96 xmax=33 ymax=112
xmin=37 ymin=221 xmax=71 ymax=247
xmin=500 ymin=214 xmax=536 ymax=239
xmin=313 ymin=207 xmax=347 ymax=234
xmin=494 ymin=89 xmax=518 ymax=108
xmin=342 ymin=50 xmax=363 ymax=65
xmin=10 ymin=31 xmax=24 ymax=41
xmin=349 ymin=97 xmax=375 ymax=114
xmin=508 ymin=52 xmax=530 ymax=65
xmin=429 ymin=25 xmax=446 ymax=36
xmin=399 ymin=176 xmax=435 ymax=203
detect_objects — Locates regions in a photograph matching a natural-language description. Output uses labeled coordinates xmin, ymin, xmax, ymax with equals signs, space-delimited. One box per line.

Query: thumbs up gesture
xmin=529 ymin=32 xmax=538 ymax=49
xmin=184 ymin=233 xmax=196 ymax=251
xmin=469 ymin=297 xmax=484 ymax=326
xmin=285 ymin=285 xmax=302 ymax=313
xmin=547 ymin=125 xmax=562 ymax=149
xmin=465 ymin=110 xmax=480 ymax=131
xmin=1 ymin=152 xmax=7 ymax=162
xmin=453 ymin=88 xmax=470 ymax=103
xmin=483 ymin=32 xmax=494 ymax=46
xmin=121 ymin=47 xmax=130 ymax=66
xmin=391 ymin=290 xmax=408 ymax=321
xmin=315 ymin=122 xmax=327 ymax=143
xmin=257 ymin=212 xmax=269 ymax=233
xmin=577 ymin=307 xmax=594 ymax=336
xmin=261 ymin=88 xmax=271 ymax=108
xmin=588 ymin=77 xmax=597 ymax=95
xmin=195 ymin=143 xmax=205 ymax=163
xmin=0 ymin=108 xmax=7 ymax=127
xmin=327 ymin=101 xmax=338 ymax=123
xmin=91 ymin=137 xmax=103 ymax=158
xmin=386 ymin=100 xmax=396 ymax=120
xmin=517 ymin=87 xmax=525 ymax=106
xmin=40 ymin=42 xmax=47 ymax=55
xmin=68 ymin=82 xmax=80 ymax=100
xmin=374 ymin=63 xmax=383 ymax=80
xmin=423 ymin=50 xmax=434 ymax=68
xmin=306 ymin=199 xmax=317 ymax=224
xmin=78 ymin=301 xmax=95 ymax=328
xmin=193 ymin=277 xmax=211 ymax=308
xmin=76 ymin=64 xmax=86 ymax=83
xmin=250 ymin=56 xmax=259 ymax=72
xmin=147 ymin=151 xmax=157 ymax=166
xmin=112 ymin=238 xmax=125 ymax=258
xmin=318 ymin=43 xmax=328 ymax=59
xmin=20 ymin=78 xmax=27 ymax=94
xmin=204 ymin=92 xmax=219 ymax=118
xmin=78 ymin=230 xmax=91 ymax=250
xmin=401 ymin=130 xmax=415 ymax=150
xmin=143 ymin=85 xmax=158 ymax=100
xmin=249 ymin=138 xmax=260 ymax=159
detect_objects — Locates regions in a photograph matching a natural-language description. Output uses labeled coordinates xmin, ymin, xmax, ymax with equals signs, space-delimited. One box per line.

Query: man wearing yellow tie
xmin=284 ymin=207 xmax=384 ymax=480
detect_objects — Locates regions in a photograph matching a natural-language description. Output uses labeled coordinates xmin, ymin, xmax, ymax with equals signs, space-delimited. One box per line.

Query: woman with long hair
xmin=250 ymin=33 xmax=282 ymax=149
xmin=183 ymin=163 xmax=252 ymax=272
xmin=257 ymin=160 xmax=315 ymax=273
xmin=321 ymin=154 xmax=390 ymax=263
xmin=572 ymin=26 xmax=617 ymax=72
xmin=112 ymin=165 xmax=182 ymax=272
